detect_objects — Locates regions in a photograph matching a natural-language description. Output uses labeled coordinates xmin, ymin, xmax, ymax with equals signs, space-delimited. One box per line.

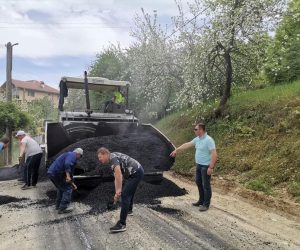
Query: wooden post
xmin=5 ymin=42 xmax=18 ymax=165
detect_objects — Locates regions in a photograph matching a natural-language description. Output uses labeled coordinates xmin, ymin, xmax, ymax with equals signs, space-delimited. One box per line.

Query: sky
xmin=0 ymin=0 xmax=184 ymax=89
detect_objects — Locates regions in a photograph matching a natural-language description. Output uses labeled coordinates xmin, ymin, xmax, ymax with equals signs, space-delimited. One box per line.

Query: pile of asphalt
xmin=0 ymin=195 xmax=28 ymax=205
xmin=0 ymin=165 xmax=21 ymax=181
xmin=46 ymin=177 xmax=187 ymax=215
xmin=52 ymin=133 xmax=175 ymax=177
xmin=73 ymin=178 xmax=187 ymax=215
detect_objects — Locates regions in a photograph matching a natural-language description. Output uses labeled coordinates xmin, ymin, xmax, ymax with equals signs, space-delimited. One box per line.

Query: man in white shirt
xmin=16 ymin=130 xmax=43 ymax=190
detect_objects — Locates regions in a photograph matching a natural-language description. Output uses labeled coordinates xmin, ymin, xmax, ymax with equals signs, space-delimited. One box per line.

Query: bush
xmin=0 ymin=102 xmax=31 ymax=135
xmin=246 ymin=179 xmax=272 ymax=194
xmin=289 ymin=182 xmax=300 ymax=197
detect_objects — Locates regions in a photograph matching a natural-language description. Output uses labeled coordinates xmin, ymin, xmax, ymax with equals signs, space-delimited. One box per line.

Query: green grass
xmin=230 ymin=80 xmax=300 ymax=107
xmin=156 ymin=80 xmax=300 ymax=197
xmin=289 ymin=182 xmax=300 ymax=197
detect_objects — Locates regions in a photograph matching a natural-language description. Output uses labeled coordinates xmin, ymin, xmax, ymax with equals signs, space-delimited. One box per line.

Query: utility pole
xmin=5 ymin=42 xmax=18 ymax=165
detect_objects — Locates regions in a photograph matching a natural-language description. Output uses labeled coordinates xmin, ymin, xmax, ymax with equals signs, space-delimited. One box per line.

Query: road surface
xmin=0 ymin=172 xmax=300 ymax=250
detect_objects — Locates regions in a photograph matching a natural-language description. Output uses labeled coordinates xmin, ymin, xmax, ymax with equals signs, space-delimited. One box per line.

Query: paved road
xmin=0 ymin=173 xmax=300 ymax=250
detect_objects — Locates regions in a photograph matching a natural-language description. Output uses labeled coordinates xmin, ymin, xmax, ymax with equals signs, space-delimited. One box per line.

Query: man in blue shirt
xmin=47 ymin=148 xmax=83 ymax=214
xmin=170 ymin=123 xmax=217 ymax=211
xmin=0 ymin=137 xmax=9 ymax=153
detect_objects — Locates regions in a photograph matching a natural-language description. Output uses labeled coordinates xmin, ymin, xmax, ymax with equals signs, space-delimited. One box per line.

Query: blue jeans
xmin=119 ymin=167 xmax=144 ymax=225
xmin=48 ymin=175 xmax=73 ymax=210
xmin=196 ymin=164 xmax=212 ymax=207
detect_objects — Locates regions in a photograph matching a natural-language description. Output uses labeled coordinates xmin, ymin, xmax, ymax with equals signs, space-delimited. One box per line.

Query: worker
xmin=170 ymin=123 xmax=217 ymax=212
xmin=104 ymin=96 xmax=116 ymax=113
xmin=47 ymin=148 xmax=83 ymax=214
xmin=97 ymin=147 xmax=144 ymax=233
xmin=113 ymin=91 xmax=125 ymax=104
xmin=0 ymin=137 xmax=9 ymax=153
xmin=16 ymin=131 xmax=43 ymax=190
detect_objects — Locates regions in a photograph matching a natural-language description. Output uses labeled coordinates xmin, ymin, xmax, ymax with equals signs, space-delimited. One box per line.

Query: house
xmin=1 ymin=79 xmax=59 ymax=105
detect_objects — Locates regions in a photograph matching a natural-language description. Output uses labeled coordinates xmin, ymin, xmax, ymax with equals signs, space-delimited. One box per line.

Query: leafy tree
xmin=179 ymin=0 xmax=286 ymax=117
xmin=26 ymin=97 xmax=58 ymax=131
xmin=89 ymin=44 xmax=130 ymax=81
xmin=63 ymin=89 xmax=86 ymax=111
xmin=0 ymin=102 xmax=30 ymax=136
xmin=265 ymin=0 xmax=300 ymax=83
xmin=128 ymin=9 xmax=182 ymax=117
xmin=89 ymin=45 xmax=130 ymax=111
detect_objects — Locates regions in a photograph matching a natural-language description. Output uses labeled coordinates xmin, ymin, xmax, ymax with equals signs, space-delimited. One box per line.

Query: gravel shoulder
xmin=0 ymin=172 xmax=300 ymax=250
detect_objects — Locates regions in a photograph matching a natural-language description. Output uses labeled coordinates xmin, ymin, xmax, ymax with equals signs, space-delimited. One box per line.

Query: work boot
xmin=58 ymin=208 xmax=73 ymax=214
xmin=192 ymin=201 xmax=202 ymax=207
xmin=199 ymin=205 xmax=209 ymax=212
xmin=110 ymin=221 xmax=126 ymax=233
xmin=21 ymin=184 xmax=31 ymax=190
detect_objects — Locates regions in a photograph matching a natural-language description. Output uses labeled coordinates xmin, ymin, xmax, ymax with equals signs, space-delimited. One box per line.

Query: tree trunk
xmin=214 ymin=49 xmax=233 ymax=118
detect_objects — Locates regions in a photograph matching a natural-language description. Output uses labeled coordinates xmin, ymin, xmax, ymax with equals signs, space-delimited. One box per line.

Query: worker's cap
xmin=15 ymin=130 xmax=26 ymax=137
xmin=73 ymin=148 xmax=83 ymax=156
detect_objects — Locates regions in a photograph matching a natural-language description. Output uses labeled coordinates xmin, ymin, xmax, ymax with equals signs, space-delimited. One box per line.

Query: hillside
xmin=156 ymin=81 xmax=300 ymax=201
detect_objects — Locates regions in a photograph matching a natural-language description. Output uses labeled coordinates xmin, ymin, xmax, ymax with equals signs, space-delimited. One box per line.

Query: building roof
xmin=2 ymin=79 xmax=59 ymax=94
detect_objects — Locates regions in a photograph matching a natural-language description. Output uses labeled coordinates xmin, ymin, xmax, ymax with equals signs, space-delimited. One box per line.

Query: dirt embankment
xmin=172 ymin=170 xmax=300 ymax=219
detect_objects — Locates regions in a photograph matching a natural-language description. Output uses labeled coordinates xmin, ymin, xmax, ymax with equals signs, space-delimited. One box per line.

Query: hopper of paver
xmin=45 ymin=72 xmax=175 ymax=185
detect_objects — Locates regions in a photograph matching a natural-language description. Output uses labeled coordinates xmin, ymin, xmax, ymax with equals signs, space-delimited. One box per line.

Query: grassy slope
xmin=156 ymin=80 xmax=300 ymax=198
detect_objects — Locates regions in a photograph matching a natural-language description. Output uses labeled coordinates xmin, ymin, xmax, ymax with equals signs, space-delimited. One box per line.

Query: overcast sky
xmin=0 ymin=0 xmax=184 ymax=89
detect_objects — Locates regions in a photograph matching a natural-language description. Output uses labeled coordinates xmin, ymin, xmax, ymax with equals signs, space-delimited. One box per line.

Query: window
xmin=12 ymin=88 xmax=19 ymax=99
xmin=28 ymin=90 xmax=35 ymax=97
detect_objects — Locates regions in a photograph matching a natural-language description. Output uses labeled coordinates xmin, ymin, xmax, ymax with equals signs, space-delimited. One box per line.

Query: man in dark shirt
xmin=97 ymin=147 xmax=144 ymax=233
xmin=103 ymin=96 xmax=116 ymax=113
xmin=47 ymin=148 xmax=83 ymax=214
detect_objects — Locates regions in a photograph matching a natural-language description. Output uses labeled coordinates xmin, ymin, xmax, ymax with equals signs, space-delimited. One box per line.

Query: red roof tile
xmin=10 ymin=79 xmax=59 ymax=94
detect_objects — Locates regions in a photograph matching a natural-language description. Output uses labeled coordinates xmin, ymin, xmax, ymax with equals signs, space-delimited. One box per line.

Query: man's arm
xmin=207 ymin=149 xmax=217 ymax=176
xmin=65 ymin=171 xmax=72 ymax=182
xmin=113 ymin=165 xmax=123 ymax=203
xmin=64 ymin=154 xmax=76 ymax=181
xmin=170 ymin=142 xmax=194 ymax=157
xmin=18 ymin=142 xmax=26 ymax=164
xmin=19 ymin=142 xmax=26 ymax=157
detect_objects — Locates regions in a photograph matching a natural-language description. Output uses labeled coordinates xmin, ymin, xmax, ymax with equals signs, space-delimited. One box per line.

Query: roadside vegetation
xmin=156 ymin=80 xmax=300 ymax=199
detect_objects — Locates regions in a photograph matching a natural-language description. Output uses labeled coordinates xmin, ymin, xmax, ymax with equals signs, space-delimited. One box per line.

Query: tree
xmin=89 ymin=44 xmax=130 ymax=81
xmin=128 ymin=9 xmax=182 ymax=118
xmin=264 ymin=0 xmax=300 ymax=83
xmin=26 ymin=97 xmax=58 ymax=131
xmin=174 ymin=0 xmax=286 ymax=116
xmin=0 ymin=102 xmax=30 ymax=136
xmin=88 ymin=45 xmax=130 ymax=111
